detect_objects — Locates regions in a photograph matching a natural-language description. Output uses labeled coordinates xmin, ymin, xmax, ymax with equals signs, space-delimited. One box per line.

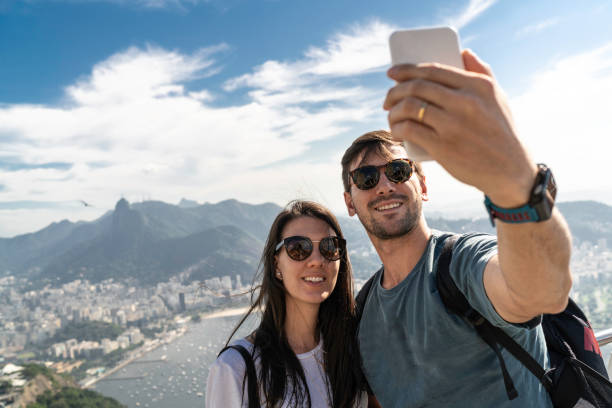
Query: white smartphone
xmin=388 ymin=26 xmax=464 ymax=162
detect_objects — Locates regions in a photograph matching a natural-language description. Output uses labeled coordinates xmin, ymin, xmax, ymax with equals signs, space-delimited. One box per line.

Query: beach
xmin=201 ymin=306 xmax=251 ymax=320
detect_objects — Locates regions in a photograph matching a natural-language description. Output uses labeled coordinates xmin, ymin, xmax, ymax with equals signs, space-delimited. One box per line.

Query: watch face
xmin=547 ymin=172 xmax=557 ymax=201
xmin=530 ymin=164 xmax=555 ymax=221
xmin=534 ymin=184 xmax=545 ymax=196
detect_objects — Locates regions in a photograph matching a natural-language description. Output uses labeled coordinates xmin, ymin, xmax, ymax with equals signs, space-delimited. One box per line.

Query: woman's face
xmin=275 ymin=216 xmax=341 ymax=309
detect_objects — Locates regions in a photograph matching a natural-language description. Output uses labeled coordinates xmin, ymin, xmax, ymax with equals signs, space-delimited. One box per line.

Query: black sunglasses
xmin=275 ymin=236 xmax=345 ymax=261
xmin=349 ymin=158 xmax=414 ymax=190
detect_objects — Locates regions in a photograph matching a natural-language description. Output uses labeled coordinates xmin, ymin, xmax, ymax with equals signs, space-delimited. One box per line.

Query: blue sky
xmin=1 ymin=0 xmax=611 ymax=237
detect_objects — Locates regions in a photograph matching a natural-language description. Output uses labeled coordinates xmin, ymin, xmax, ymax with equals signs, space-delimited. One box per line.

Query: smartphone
xmin=388 ymin=26 xmax=463 ymax=162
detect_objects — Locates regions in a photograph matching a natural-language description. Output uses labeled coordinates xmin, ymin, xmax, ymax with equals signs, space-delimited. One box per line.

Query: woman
xmin=206 ymin=200 xmax=369 ymax=407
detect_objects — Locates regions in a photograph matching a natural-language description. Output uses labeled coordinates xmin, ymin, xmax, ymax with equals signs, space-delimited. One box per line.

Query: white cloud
xmin=0 ymin=22 xmax=392 ymax=236
xmin=510 ymin=43 xmax=612 ymax=202
xmin=3 ymin=14 xmax=611 ymax=237
xmin=86 ymin=0 xmax=204 ymax=9
xmin=423 ymin=42 xmax=612 ymax=217
xmin=516 ymin=17 xmax=560 ymax=38
xmin=10 ymin=0 xmax=205 ymax=11
xmin=225 ymin=20 xmax=396 ymax=94
xmin=136 ymin=0 xmax=191 ymax=8
xmin=444 ymin=0 xmax=498 ymax=29
xmin=66 ymin=44 xmax=225 ymax=106
xmin=304 ymin=20 xmax=396 ymax=76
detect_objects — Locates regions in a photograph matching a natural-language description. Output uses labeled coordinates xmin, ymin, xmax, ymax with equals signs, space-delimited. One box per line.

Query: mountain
xmin=423 ymin=201 xmax=612 ymax=244
xmin=557 ymin=201 xmax=612 ymax=244
xmin=0 ymin=199 xmax=280 ymax=287
xmin=0 ymin=199 xmax=610 ymax=286
xmin=178 ymin=198 xmax=199 ymax=208
xmin=7 ymin=364 xmax=124 ymax=408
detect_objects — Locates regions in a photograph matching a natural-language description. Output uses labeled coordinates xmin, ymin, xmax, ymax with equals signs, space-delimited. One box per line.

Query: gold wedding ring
xmin=417 ymin=101 xmax=428 ymax=123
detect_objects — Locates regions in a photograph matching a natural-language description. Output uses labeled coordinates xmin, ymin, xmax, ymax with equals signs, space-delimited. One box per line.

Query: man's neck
xmin=370 ymin=217 xmax=431 ymax=289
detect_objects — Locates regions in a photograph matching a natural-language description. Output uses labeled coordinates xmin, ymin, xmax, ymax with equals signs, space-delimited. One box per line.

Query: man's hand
xmin=383 ymin=49 xmax=536 ymax=208
xmin=384 ymin=49 xmax=573 ymax=320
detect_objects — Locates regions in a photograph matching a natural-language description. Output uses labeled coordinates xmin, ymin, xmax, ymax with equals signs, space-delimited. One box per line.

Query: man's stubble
xmin=355 ymin=194 xmax=422 ymax=240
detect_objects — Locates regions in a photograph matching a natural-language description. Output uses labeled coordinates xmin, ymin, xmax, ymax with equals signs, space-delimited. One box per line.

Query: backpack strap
xmin=435 ymin=235 xmax=553 ymax=400
xmin=356 ymin=267 xmax=382 ymax=323
xmin=355 ymin=267 xmax=382 ymax=396
xmin=218 ymin=344 xmax=260 ymax=408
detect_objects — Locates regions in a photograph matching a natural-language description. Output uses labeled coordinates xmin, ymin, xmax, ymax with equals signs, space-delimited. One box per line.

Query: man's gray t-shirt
xmin=358 ymin=231 xmax=552 ymax=407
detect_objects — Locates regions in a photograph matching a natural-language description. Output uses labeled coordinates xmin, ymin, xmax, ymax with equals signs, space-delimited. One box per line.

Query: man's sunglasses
xmin=275 ymin=236 xmax=345 ymax=262
xmin=349 ymin=158 xmax=414 ymax=190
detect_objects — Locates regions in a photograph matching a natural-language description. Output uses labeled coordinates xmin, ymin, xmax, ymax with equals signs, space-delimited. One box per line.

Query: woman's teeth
xmin=303 ymin=277 xmax=324 ymax=282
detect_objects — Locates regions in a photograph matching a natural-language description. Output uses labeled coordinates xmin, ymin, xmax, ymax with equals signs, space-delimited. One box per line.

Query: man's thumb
xmin=462 ymin=49 xmax=494 ymax=77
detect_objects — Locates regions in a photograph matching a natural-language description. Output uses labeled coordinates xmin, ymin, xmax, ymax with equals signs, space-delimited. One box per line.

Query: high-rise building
xmin=236 ymin=275 xmax=242 ymax=289
xmin=179 ymin=293 xmax=186 ymax=312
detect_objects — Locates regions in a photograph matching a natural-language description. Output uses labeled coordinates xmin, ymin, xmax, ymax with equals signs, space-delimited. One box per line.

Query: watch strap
xmin=484 ymin=164 xmax=555 ymax=226
xmin=484 ymin=196 xmax=541 ymax=226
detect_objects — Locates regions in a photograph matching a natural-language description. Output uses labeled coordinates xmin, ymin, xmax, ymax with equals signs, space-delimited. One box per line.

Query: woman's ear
xmin=274 ymin=255 xmax=282 ymax=280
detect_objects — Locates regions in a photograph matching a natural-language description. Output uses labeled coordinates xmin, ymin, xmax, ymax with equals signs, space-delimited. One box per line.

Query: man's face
xmin=344 ymin=145 xmax=427 ymax=240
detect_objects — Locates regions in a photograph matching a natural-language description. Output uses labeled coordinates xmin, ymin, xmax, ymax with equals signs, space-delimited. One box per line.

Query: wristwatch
xmin=484 ymin=163 xmax=557 ymax=226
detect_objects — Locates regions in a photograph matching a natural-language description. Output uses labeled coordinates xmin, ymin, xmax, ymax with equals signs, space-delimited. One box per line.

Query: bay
xmin=91 ymin=310 xmax=612 ymax=408
xmin=92 ymin=309 xmax=259 ymax=408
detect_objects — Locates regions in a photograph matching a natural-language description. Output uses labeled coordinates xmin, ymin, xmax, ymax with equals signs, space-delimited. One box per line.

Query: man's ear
xmin=419 ymin=175 xmax=429 ymax=201
xmin=344 ymin=191 xmax=356 ymax=216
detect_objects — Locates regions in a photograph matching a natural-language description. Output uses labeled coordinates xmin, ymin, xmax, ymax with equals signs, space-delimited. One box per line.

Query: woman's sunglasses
xmin=275 ymin=236 xmax=345 ymax=261
xmin=349 ymin=158 xmax=414 ymax=190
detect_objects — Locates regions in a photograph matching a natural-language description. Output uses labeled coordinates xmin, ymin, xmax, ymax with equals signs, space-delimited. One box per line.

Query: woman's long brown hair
xmin=225 ymin=200 xmax=365 ymax=407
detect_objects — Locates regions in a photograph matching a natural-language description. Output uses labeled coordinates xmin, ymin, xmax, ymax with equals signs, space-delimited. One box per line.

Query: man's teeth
xmin=376 ymin=203 xmax=401 ymax=211
xmin=303 ymin=277 xmax=324 ymax=282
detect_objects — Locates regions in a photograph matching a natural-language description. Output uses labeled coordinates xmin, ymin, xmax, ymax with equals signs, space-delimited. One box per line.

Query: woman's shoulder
xmin=206 ymin=339 xmax=255 ymax=407
xmin=208 ymin=338 xmax=255 ymax=388
xmin=215 ymin=338 xmax=255 ymax=368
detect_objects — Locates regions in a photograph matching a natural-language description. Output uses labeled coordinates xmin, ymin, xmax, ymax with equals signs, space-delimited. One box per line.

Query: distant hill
xmin=0 ymin=199 xmax=279 ymax=287
xmin=557 ymin=201 xmax=612 ymax=244
xmin=7 ymin=364 xmax=124 ymax=408
xmin=424 ymin=201 xmax=612 ymax=245
xmin=0 ymin=199 xmax=610 ymax=285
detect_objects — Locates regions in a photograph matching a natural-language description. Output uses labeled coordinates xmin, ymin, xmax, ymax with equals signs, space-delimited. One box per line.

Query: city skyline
xmin=1 ymin=0 xmax=612 ymax=237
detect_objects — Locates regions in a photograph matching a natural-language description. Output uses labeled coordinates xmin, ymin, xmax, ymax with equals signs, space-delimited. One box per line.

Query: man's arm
xmin=383 ymin=49 xmax=572 ymax=322
xmin=483 ymin=210 xmax=572 ymax=322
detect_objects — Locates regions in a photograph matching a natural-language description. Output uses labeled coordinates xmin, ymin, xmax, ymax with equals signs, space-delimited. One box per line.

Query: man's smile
xmin=375 ymin=202 xmax=402 ymax=212
xmin=368 ymin=193 xmax=409 ymax=213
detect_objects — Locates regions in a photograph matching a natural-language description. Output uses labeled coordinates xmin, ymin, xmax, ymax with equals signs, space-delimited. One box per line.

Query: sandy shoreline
xmin=201 ymin=306 xmax=251 ymax=319
xmin=81 ymin=339 xmax=165 ymax=389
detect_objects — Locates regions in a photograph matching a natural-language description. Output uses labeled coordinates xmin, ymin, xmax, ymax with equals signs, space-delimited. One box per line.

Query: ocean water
xmin=92 ymin=311 xmax=258 ymax=408
xmin=92 ymin=311 xmax=612 ymax=408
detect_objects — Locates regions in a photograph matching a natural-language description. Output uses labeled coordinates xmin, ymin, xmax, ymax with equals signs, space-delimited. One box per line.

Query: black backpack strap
xmin=435 ymin=234 xmax=553 ymax=400
xmin=355 ymin=267 xmax=382 ymax=396
xmin=356 ymin=267 xmax=382 ymax=323
xmin=218 ymin=344 xmax=260 ymax=408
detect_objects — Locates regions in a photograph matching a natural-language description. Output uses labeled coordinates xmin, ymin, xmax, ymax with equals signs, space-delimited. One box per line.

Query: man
xmin=342 ymin=49 xmax=572 ymax=407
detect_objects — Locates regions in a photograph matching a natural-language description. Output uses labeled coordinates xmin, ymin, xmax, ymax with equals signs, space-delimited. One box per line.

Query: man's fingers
xmin=387 ymin=57 xmax=497 ymax=101
xmin=387 ymin=63 xmax=473 ymax=89
xmin=383 ymin=79 xmax=462 ymax=112
xmin=387 ymin=97 xmax=444 ymax=129
xmin=389 ymin=119 xmax=439 ymax=155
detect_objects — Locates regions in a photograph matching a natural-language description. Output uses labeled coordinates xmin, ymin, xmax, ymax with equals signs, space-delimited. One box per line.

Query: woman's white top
xmin=206 ymin=338 xmax=367 ymax=408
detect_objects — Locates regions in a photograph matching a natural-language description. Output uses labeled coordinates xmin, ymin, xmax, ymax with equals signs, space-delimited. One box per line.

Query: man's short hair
xmin=341 ymin=130 xmax=424 ymax=192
